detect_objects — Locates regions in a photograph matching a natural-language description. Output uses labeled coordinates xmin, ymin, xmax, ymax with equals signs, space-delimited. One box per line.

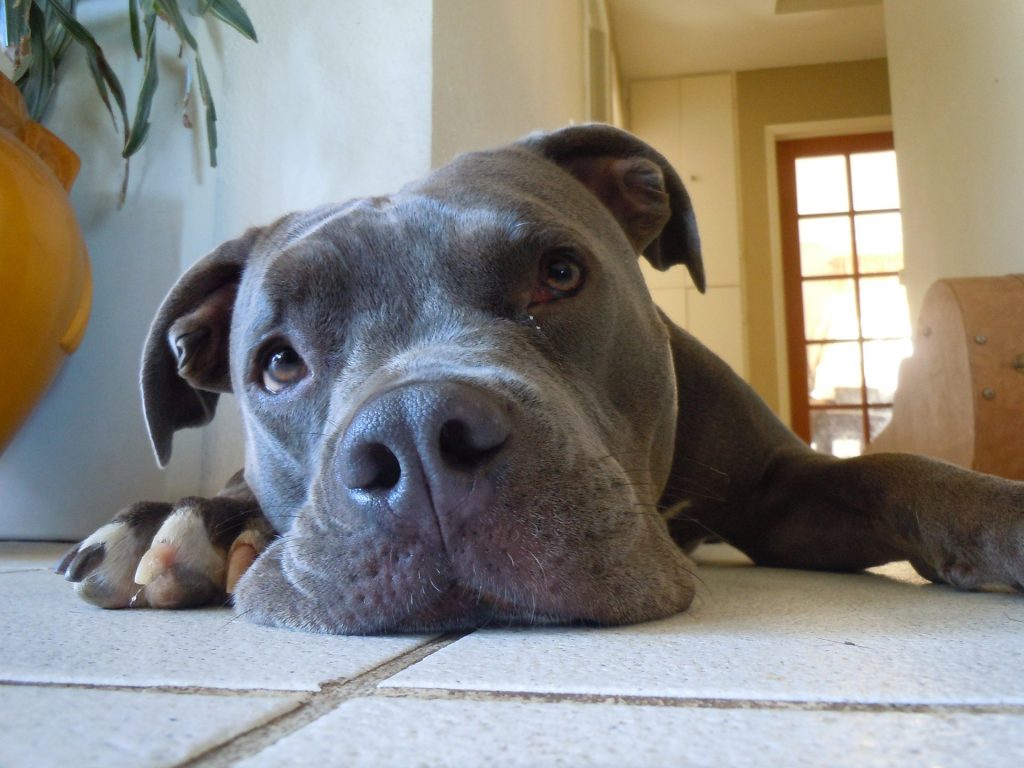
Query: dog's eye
xmin=531 ymin=251 xmax=585 ymax=305
xmin=262 ymin=346 xmax=308 ymax=393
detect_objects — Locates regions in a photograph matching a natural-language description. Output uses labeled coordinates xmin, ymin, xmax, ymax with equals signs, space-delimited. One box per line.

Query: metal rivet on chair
xmin=974 ymin=334 xmax=988 ymax=345
xmin=982 ymin=388 xmax=997 ymax=400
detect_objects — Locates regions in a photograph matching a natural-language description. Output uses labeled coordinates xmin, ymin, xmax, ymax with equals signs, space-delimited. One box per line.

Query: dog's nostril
xmin=351 ymin=443 xmax=401 ymax=491
xmin=338 ymin=385 xmax=511 ymax=506
xmin=439 ymin=418 xmax=507 ymax=470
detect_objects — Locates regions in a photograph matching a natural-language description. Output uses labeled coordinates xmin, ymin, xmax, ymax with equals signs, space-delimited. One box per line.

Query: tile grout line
xmin=179 ymin=631 xmax=470 ymax=768
xmin=4 ymin=673 xmax=1021 ymax=718
xmin=0 ymin=679 xmax=305 ymax=697
xmin=4 ymin=674 xmax=1021 ymax=718
xmin=372 ymin=685 xmax=1024 ymax=715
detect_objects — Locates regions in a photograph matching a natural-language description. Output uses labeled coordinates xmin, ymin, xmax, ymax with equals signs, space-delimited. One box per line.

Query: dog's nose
xmin=336 ymin=382 xmax=511 ymax=520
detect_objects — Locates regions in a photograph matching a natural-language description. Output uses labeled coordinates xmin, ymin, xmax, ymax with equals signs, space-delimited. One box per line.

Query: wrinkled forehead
xmin=248 ymin=198 xmax=514 ymax=309
xmin=243 ymin=147 xmax=622 ymax=310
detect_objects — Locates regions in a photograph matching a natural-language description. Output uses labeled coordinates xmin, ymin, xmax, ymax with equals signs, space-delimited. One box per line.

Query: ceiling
xmin=607 ymin=0 xmax=887 ymax=80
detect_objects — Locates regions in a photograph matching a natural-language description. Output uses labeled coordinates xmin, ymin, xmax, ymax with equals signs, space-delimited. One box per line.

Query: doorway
xmin=776 ymin=132 xmax=912 ymax=457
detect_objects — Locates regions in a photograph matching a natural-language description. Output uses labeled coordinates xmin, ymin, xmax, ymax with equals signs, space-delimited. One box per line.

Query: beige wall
xmin=431 ymin=0 xmax=587 ymax=165
xmin=736 ymin=59 xmax=891 ymax=414
xmin=885 ymin=0 xmax=1024 ymax=320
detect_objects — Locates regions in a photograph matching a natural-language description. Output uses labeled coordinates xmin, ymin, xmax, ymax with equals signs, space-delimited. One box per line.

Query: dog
xmin=57 ymin=124 xmax=1024 ymax=633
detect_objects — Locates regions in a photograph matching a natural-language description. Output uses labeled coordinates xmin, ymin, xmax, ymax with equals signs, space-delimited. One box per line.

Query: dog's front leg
xmin=57 ymin=471 xmax=273 ymax=608
xmin=738 ymin=449 xmax=1024 ymax=591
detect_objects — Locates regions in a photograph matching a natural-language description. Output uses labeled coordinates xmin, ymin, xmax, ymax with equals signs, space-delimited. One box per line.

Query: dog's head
xmin=141 ymin=125 xmax=703 ymax=633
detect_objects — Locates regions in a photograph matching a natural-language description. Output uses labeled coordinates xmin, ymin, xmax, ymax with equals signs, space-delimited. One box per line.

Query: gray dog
xmin=57 ymin=125 xmax=1024 ymax=633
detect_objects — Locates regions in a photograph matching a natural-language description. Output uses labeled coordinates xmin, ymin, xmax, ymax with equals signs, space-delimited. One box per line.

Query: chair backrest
xmin=869 ymin=274 xmax=1024 ymax=480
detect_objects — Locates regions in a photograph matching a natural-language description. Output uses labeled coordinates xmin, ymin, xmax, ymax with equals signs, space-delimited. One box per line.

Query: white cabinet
xmin=629 ymin=74 xmax=746 ymax=377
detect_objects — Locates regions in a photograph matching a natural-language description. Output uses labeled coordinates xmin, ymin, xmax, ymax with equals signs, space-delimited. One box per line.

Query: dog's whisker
xmin=677 ymin=456 xmax=731 ymax=478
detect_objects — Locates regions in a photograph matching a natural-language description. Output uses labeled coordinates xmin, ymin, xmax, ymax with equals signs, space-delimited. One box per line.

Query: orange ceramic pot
xmin=0 ymin=74 xmax=92 ymax=453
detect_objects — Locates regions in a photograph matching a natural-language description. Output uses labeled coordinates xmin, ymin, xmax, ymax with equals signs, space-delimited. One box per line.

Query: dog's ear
xmin=522 ymin=124 xmax=705 ymax=292
xmin=141 ymin=227 xmax=262 ymax=467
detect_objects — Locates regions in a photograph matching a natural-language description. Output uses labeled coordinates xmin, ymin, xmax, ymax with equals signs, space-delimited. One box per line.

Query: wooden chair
xmin=868 ymin=275 xmax=1024 ymax=480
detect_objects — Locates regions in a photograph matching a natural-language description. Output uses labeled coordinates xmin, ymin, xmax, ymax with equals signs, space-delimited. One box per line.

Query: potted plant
xmin=0 ymin=0 xmax=257 ymax=452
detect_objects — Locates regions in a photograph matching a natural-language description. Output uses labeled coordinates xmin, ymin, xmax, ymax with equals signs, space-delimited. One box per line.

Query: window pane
xmin=807 ymin=341 xmax=863 ymax=405
xmin=796 ymin=155 xmax=850 ymax=215
xmin=799 ymin=216 xmax=853 ymax=276
xmin=859 ymin=276 xmax=912 ymax=339
xmin=868 ymin=407 xmax=894 ymax=442
xmin=810 ymin=409 xmax=864 ymax=457
xmin=863 ymin=338 xmax=914 ymax=403
xmin=803 ymin=279 xmax=858 ymax=340
xmin=855 ymin=212 xmax=904 ymax=273
xmin=851 ymin=150 xmax=900 ymax=211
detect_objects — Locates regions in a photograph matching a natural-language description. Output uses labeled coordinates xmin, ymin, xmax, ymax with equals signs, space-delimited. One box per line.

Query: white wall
xmin=884 ymin=0 xmax=1024 ymax=319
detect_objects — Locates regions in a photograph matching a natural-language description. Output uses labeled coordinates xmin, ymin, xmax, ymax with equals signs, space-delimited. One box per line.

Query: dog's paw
xmin=910 ymin=550 xmax=1024 ymax=594
xmin=57 ymin=499 xmax=273 ymax=609
xmin=57 ymin=502 xmax=171 ymax=608
xmin=909 ymin=484 xmax=1024 ymax=594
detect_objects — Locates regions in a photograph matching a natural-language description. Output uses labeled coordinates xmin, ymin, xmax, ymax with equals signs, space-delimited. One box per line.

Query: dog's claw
xmin=225 ymin=527 xmax=270 ymax=594
xmin=60 ymin=543 xmax=106 ymax=583
xmin=54 ymin=545 xmax=79 ymax=576
xmin=134 ymin=543 xmax=178 ymax=586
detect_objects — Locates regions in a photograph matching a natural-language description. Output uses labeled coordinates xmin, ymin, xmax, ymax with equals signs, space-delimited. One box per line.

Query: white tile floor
xmin=2 ymin=541 xmax=1022 ymax=767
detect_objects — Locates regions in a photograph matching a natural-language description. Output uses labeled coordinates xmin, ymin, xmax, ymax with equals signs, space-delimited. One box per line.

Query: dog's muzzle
xmin=331 ymin=381 xmax=513 ymax=538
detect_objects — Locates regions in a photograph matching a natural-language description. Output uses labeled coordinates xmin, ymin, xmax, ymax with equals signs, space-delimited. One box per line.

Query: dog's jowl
xmin=57 ymin=125 xmax=1024 ymax=633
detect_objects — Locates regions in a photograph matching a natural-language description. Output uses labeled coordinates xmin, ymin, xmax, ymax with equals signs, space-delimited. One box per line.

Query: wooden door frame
xmin=775 ymin=131 xmax=896 ymax=443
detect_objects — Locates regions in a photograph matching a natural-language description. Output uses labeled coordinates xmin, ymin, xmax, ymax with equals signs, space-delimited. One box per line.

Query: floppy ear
xmin=521 ymin=123 xmax=705 ymax=292
xmin=141 ymin=227 xmax=262 ymax=467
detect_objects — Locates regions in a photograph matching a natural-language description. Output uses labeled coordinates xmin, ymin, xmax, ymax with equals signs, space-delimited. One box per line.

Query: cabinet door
xmin=630 ymin=75 xmax=745 ymax=378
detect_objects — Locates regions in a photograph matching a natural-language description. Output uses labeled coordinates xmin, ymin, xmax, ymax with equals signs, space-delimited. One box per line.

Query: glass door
xmin=777 ymin=133 xmax=912 ymax=457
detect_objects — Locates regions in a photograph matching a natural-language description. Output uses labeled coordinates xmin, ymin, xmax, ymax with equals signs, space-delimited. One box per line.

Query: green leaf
xmin=9 ymin=0 xmax=256 ymax=188
xmin=206 ymin=0 xmax=256 ymax=42
xmin=195 ymin=51 xmax=217 ymax=166
xmin=20 ymin=3 xmax=54 ymax=119
xmin=123 ymin=11 xmax=157 ymax=158
xmin=2 ymin=0 xmax=31 ymax=51
xmin=45 ymin=0 xmax=130 ymax=144
xmin=156 ymin=0 xmax=197 ymax=51
xmin=41 ymin=1 xmax=76 ymax=64
xmin=128 ymin=0 xmax=142 ymax=59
